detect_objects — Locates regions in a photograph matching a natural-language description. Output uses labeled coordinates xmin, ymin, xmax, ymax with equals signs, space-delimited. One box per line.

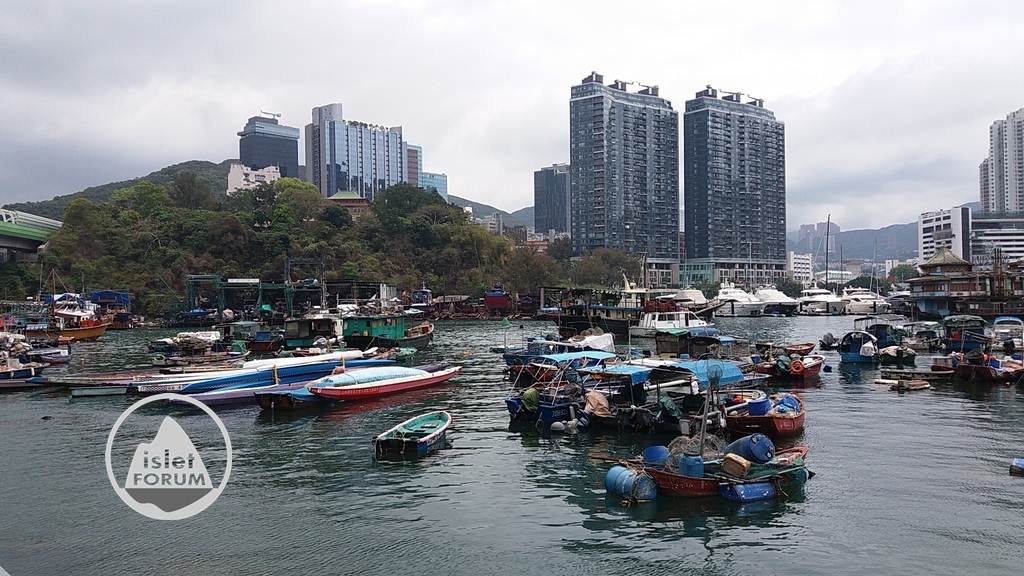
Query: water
xmin=1 ymin=318 xmax=1023 ymax=575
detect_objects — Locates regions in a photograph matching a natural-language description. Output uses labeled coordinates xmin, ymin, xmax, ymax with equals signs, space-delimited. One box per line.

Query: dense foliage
xmin=3 ymin=174 xmax=648 ymax=316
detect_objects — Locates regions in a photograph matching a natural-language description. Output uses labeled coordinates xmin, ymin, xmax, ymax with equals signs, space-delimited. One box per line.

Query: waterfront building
xmin=786 ymin=252 xmax=814 ymax=286
xmin=683 ymin=86 xmax=787 ymax=286
xmin=420 ymin=172 xmax=448 ymax=201
xmin=238 ymin=114 xmax=301 ymax=179
xmin=325 ymin=191 xmax=371 ymax=221
xmin=569 ymin=72 xmax=680 ymax=287
xmin=813 ymin=270 xmax=854 ymax=284
xmin=908 ymin=247 xmax=1024 ymax=317
xmin=980 ymin=108 xmax=1024 ymax=212
xmin=226 ymin=163 xmax=281 ymax=195
xmin=534 ymin=163 xmax=570 ymax=235
xmin=305 ymin=103 xmax=405 ymax=200
xmin=970 ymin=211 xmax=1024 ymax=266
xmin=918 ymin=207 xmax=971 ymax=261
xmin=405 ymin=144 xmax=423 ymax=188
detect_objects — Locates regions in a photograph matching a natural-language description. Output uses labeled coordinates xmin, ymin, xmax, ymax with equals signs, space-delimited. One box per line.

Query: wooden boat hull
xmin=726 ymin=410 xmax=805 ymax=438
xmin=247 ymin=340 xmax=284 ymax=354
xmin=344 ymin=331 xmax=433 ymax=350
xmin=373 ymin=411 xmax=452 ymax=459
xmin=310 ymin=366 xmax=461 ymax=401
xmin=25 ymin=322 xmax=110 ymax=342
xmin=0 ymin=365 xmax=46 ymax=381
xmin=954 ymin=363 xmax=1023 ymax=383
xmin=645 ymin=467 xmax=720 ymax=497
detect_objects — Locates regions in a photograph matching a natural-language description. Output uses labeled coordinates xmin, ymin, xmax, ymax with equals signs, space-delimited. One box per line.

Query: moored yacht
xmin=798 ymin=288 xmax=846 ymax=315
xmin=841 ymin=287 xmax=891 ymax=315
xmin=753 ymin=286 xmax=800 ymax=316
xmin=715 ymin=282 xmax=766 ymax=317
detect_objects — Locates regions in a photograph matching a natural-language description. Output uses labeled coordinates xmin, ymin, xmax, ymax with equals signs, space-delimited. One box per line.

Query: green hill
xmin=4 ymin=159 xmax=234 ymax=219
xmin=448 ymin=194 xmax=533 ymax=228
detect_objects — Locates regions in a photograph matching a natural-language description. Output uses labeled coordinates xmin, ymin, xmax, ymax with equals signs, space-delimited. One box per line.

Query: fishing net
xmin=668 ymin=434 xmax=724 ymax=462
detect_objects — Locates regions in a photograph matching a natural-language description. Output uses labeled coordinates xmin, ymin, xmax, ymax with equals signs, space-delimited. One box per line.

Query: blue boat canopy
xmin=666 ymin=360 xmax=744 ymax=387
xmin=539 ymin=351 xmax=617 ymax=363
xmin=577 ymin=364 xmax=653 ymax=384
xmin=992 ymin=316 xmax=1023 ymax=326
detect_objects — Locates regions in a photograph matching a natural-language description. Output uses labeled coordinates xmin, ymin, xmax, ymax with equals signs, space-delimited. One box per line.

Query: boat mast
xmin=824 ymin=214 xmax=831 ymax=292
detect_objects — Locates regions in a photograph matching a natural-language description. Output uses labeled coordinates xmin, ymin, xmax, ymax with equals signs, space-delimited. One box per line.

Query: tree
xmin=373 ymin=183 xmax=446 ymax=231
xmin=547 ymin=237 xmax=573 ymax=262
xmin=320 ymin=204 xmax=352 ymax=228
xmin=170 ymin=171 xmax=214 ymax=209
xmin=571 ymin=248 xmax=642 ymax=287
xmin=111 ymin=181 xmax=169 ymax=218
xmin=275 ymin=178 xmax=323 ymax=222
xmin=888 ymin=264 xmax=918 ymax=282
xmin=774 ymin=277 xmax=805 ymax=298
xmin=503 ymin=248 xmax=562 ymax=294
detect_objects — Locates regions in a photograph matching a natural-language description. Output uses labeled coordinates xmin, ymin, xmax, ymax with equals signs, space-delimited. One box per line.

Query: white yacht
xmin=628 ymin=310 xmax=711 ymax=338
xmin=715 ymin=282 xmax=767 ymax=317
xmin=754 ymin=286 xmax=800 ymax=316
xmin=673 ymin=288 xmax=709 ymax=308
xmin=798 ymin=288 xmax=847 ymax=315
xmin=841 ymin=287 xmax=891 ymax=315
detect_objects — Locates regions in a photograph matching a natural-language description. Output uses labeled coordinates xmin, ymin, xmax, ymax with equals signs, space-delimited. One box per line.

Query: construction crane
xmin=260 ymin=110 xmax=282 ymax=119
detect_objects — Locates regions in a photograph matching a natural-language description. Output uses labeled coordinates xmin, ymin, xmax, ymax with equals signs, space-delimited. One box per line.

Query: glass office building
xmin=238 ymin=115 xmax=300 ymax=178
xmin=305 ymin=103 xmax=406 ymax=200
xmin=420 ymin=171 xmax=448 ymax=201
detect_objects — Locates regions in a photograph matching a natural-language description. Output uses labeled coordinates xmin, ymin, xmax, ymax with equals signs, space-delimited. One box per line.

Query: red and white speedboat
xmin=309 ymin=365 xmax=461 ymax=401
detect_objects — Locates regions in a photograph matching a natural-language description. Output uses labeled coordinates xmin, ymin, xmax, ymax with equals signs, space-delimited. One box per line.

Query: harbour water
xmin=1 ymin=317 xmax=1022 ymax=575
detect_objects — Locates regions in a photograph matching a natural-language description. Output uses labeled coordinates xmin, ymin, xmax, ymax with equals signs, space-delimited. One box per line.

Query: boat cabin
xmin=637 ymin=310 xmax=708 ymax=330
xmin=654 ymin=327 xmax=738 ymax=358
xmin=284 ymin=315 xmax=344 ymax=348
xmin=838 ymin=330 xmax=878 ymax=363
xmin=852 ymin=315 xmax=907 ymax=348
xmin=217 ymin=321 xmax=260 ymax=342
xmin=942 ymin=315 xmax=989 ymax=352
xmin=992 ymin=316 xmax=1024 ymax=347
xmin=343 ymin=314 xmax=410 ymax=342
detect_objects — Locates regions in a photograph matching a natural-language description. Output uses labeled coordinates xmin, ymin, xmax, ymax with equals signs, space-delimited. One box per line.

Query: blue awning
xmin=578 ymin=364 xmax=653 ymax=384
xmin=661 ymin=359 xmax=744 ymax=387
xmin=539 ymin=351 xmax=617 ymax=363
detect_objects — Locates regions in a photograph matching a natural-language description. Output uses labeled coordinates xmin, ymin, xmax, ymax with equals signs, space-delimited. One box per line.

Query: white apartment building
xmin=226 ymin=163 xmax=281 ymax=195
xmin=786 ymin=251 xmax=814 ymax=286
xmin=918 ymin=206 xmax=971 ymax=260
xmin=980 ymin=108 xmax=1024 ymax=213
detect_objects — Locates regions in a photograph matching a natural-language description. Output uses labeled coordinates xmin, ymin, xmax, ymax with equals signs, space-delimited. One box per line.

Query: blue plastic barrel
xmin=613 ymin=469 xmax=657 ymax=501
xmin=642 ymin=445 xmax=670 ymax=466
xmin=679 ymin=455 xmax=704 ymax=478
xmin=605 ymin=465 xmax=628 ymax=492
xmin=724 ymin=434 xmax=775 ymax=464
xmin=719 ymin=481 xmax=776 ymax=502
xmin=747 ymin=397 xmax=771 ymax=416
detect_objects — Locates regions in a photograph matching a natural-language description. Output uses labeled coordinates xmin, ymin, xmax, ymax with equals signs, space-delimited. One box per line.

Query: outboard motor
xmin=819 ymin=333 xmax=836 ymax=349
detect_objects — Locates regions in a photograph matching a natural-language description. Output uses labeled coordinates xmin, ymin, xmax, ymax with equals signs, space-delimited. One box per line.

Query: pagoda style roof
xmin=920 ymin=247 xmax=971 ymax=268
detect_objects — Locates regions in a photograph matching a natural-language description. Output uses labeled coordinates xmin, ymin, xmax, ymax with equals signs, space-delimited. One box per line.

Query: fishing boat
xmin=284 ymin=314 xmax=345 ymax=349
xmin=0 ymin=361 xmax=47 ymax=382
xmin=879 ymin=345 xmax=917 ymax=365
xmin=903 ymin=321 xmax=942 ymax=351
xmin=725 ymin=393 xmax=805 ymax=438
xmin=373 ymin=411 xmax=452 ymax=459
xmin=629 ymin=310 xmax=711 ymax=338
xmin=715 ymin=282 xmax=767 ymax=317
xmin=854 ymin=315 xmax=907 ymax=348
xmin=654 ymin=327 xmax=739 ymax=359
xmin=247 ymin=329 xmax=285 ymax=354
xmin=952 ymin=352 xmax=1024 ymax=384
xmin=484 ymin=285 xmax=513 ymax=314
xmin=754 ymin=341 xmax=816 ymax=357
xmin=942 ymin=315 xmax=990 ymax=352
xmin=24 ymin=316 xmax=110 ymax=342
xmin=991 ymin=316 xmax=1024 ymax=350
xmin=838 ymin=331 xmax=878 ymax=363
xmin=501 ymin=331 xmax=615 ymax=367
xmin=754 ymin=354 xmax=825 ymax=380
xmin=185 ymin=358 xmax=398 ymax=406
xmin=343 ymin=313 xmax=434 ymax=350
xmin=642 ymin=446 xmax=810 ymax=499
xmin=309 ymin=365 xmax=461 ymax=401
xmin=255 ymin=387 xmax=323 ymax=411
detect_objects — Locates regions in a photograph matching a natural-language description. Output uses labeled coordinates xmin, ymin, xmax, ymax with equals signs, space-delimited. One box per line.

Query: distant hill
xmin=4 ymin=159 xmax=234 ymax=219
xmin=448 ymin=194 xmax=533 ymax=228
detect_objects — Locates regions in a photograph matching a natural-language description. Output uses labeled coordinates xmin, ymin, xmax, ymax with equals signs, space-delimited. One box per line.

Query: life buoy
xmin=790 ymin=359 xmax=805 ymax=375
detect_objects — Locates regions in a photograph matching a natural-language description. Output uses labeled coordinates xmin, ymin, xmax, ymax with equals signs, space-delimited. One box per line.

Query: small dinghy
xmin=373 ymin=411 xmax=452 ymax=459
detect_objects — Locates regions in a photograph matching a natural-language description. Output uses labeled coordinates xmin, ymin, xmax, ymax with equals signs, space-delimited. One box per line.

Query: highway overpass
xmin=0 ymin=209 xmax=62 ymax=252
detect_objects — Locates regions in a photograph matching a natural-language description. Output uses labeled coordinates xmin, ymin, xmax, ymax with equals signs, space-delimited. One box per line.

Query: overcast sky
xmin=2 ymin=0 xmax=1023 ymax=230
